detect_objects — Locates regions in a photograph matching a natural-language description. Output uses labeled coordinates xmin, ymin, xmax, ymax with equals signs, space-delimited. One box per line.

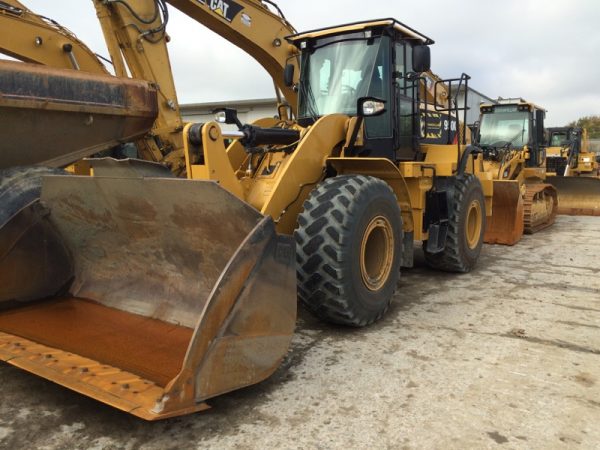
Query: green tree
xmin=567 ymin=115 xmax=600 ymax=139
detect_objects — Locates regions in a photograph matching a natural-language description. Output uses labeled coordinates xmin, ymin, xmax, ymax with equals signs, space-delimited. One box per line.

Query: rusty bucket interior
xmin=546 ymin=176 xmax=600 ymax=216
xmin=484 ymin=180 xmax=524 ymax=245
xmin=0 ymin=174 xmax=296 ymax=420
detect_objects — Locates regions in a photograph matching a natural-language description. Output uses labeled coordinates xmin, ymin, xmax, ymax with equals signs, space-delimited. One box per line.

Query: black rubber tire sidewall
xmin=455 ymin=175 xmax=486 ymax=268
xmin=347 ymin=188 xmax=403 ymax=317
xmin=423 ymin=174 xmax=486 ymax=273
xmin=295 ymin=175 xmax=403 ymax=326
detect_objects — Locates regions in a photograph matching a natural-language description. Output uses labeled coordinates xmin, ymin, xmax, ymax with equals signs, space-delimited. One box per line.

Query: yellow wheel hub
xmin=466 ymin=200 xmax=483 ymax=249
xmin=360 ymin=216 xmax=394 ymax=292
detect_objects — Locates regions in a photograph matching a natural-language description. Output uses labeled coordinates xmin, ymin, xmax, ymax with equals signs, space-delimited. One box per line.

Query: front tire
xmin=423 ymin=174 xmax=485 ymax=273
xmin=295 ymin=175 xmax=403 ymax=327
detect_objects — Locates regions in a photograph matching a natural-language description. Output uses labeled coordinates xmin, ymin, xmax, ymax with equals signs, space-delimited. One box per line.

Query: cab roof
xmin=480 ymin=97 xmax=546 ymax=112
xmin=286 ymin=18 xmax=434 ymax=46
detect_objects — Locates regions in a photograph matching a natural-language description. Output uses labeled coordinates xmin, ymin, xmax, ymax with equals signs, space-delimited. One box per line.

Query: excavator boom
xmin=0 ymin=0 xmax=108 ymax=73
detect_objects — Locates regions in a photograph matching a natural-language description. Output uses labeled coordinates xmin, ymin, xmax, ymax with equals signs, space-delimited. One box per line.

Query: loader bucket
xmin=0 ymin=60 xmax=158 ymax=169
xmin=546 ymin=176 xmax=600 ymax=216
xmin=0 ymin=175 xmax=296 ymax=420
xmin=484 ymin=180 xmax=524 ymax=245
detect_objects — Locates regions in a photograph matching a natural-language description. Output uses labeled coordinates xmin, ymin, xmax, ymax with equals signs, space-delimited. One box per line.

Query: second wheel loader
xmin=475 ymin=98 xmax=558 ymax=245
xmin=0 ymin=3 xmax=493 ymax=420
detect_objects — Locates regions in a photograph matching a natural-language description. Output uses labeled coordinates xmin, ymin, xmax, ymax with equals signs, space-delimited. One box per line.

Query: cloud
xmin=14 ymin=0 xmax=600 ymax=125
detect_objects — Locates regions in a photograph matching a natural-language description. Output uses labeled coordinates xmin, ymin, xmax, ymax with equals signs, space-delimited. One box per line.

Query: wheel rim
xmin=466 ymin=200 xmax=483 ymax=249
xmin=360 ymin=216 xmax=394 ymax=292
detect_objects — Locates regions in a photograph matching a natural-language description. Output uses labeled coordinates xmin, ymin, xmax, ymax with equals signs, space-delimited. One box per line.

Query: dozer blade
xmin=0 ymin=175 xmax=296 ymax=420
xmin=484 ymin=180 xmax=524 ymax=245
xmin=523 ymin=183 xmax=558 ymax=234
xmin=546 ymin=176 xmax=600 ymax=216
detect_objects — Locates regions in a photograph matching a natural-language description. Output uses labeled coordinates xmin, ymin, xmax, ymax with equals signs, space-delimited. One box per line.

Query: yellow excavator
xmin=1 ymin=1 xmax=493 ymax=419
xmin=474 ymin=98 xmax=557 ymax=245
xmin=545 ymin=126 xmax=600 ymax=216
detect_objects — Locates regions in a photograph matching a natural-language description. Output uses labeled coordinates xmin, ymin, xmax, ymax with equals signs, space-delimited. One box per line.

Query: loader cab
xmin=547 ymin=127 xmax=583 ymax=151
xmin=477 ymin=100 xmax=546 ymax=168
xmin=548 ymin=128 xmax=572 ymax=147
xmin=287 ymin=19 xmax=434 ymax=162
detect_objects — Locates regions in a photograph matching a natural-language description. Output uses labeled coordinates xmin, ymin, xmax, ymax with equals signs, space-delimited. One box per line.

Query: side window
xmin=395 ymin=42 xmax=413 ymax=138
xmin=405 ymin=44 xmax=413 ymax=90
xmin=395 ymin=42 xmax=406 ymax=90
xmin=365 ymin=38 xmax=392 ymax=138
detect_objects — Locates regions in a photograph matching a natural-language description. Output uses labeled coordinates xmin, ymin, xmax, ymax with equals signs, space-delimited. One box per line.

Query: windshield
xmin=298 ymin=37 xmax=386 ymax=118
xmin=550 ymin=132 xmax=568 ymax=146
xmin=479 ymin=109 xmax=530 ymax=147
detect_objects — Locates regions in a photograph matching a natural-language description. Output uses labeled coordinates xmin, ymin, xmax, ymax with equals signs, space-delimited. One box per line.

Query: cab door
xmin=393 ymin=41 xmax=418 ymax=161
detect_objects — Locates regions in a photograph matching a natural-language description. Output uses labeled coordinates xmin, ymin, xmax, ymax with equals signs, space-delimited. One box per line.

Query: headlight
xmin=361 ymin=100 xmax=386 ymax=117
xmin=215 ymin=111 xmax=227 ymax=123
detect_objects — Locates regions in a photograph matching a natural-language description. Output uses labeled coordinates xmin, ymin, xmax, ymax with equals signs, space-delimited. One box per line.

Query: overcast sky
xmin=17 ymin=0 xmax=600 ymax=126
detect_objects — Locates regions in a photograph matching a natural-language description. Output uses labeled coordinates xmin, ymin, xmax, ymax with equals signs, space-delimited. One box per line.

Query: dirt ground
xmin=1 ymin=215 xmax=599 ymax=449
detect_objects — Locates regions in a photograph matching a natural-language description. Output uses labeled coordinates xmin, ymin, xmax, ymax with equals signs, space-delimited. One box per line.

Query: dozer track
xmin=523 ymin=183 xmax=558 ymax=234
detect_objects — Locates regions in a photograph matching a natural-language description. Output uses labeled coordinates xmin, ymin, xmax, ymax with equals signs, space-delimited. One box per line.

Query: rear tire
xmin=295 ymin=175 xmax=403 ymax=327
xmin=423 ymin=174 xmax=485 ymax=273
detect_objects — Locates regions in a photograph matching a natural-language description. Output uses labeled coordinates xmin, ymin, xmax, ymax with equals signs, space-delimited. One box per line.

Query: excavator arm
xmin=0 ymin=0 xmax=108 ymax=73
xmin=167 ymin=0 xmax=298 ymax=110
xmin=91 ymin=0 xmax=300 ymax=170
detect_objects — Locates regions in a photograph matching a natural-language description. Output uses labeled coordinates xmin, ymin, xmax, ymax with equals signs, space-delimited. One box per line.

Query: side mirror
xmin=284 ymin=64 xmax=295 ymax=87
xmin=412 ymin=45 xmax=431 ymax=73
xmin=472 ymin=120 xmax=481 ymax=144
xmin=214 ymin=107 xmax=243 ymax=129
xmin=357 ymin=97 xmax=386 ymax=117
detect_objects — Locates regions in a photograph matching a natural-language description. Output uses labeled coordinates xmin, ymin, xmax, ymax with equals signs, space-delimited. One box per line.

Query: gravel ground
xmin=1 ymin=215 xmax=599 ymax=449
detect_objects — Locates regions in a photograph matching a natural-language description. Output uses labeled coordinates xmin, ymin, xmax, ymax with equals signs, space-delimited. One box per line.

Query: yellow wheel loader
xmin=474 ymin=99 xmax=557 ymax=245
xmin=1 ymin=2 xmax=493 ymax=419
xmin=545 ymin=127 xmax=600 ymax=216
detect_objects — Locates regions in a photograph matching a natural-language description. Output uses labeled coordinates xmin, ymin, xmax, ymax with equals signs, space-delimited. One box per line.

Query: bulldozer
xmin=545 ymin=126 xmax=600 ymax=216
xmin=1 ymin=1 xmax=493 ymax=419
xmin=474 ymin=98 xmax=558 ymax=245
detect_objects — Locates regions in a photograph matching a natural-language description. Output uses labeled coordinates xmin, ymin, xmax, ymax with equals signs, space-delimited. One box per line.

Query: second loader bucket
xmin=0 ymin=174 xmax=296 ymax=420
xmin=546 ymin=176 xmax=600 ymax=216
xmin=484 ymin=180 xmax=524 ymax=245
